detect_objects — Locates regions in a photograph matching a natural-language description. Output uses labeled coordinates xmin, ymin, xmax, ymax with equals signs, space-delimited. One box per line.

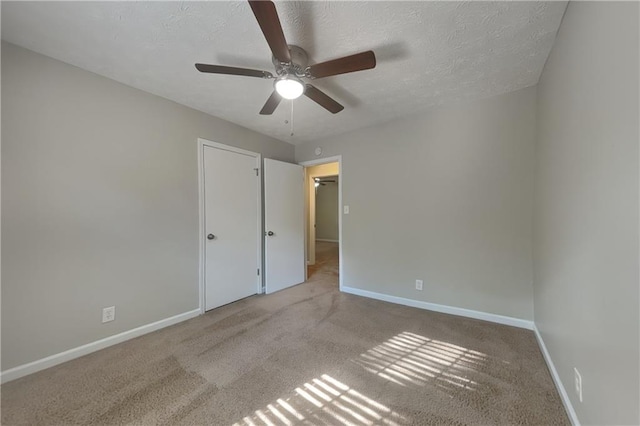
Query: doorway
xmin=309 ymin=174 xmax=339 ymax=280
xmin=300 ymin=157 xmax=342 ymax=289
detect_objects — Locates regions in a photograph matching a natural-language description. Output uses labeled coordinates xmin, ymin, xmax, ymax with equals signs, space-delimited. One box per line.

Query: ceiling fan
xmin=195 ymin=0 xmax=377 ymax=115
xmin=314 ymin=177 xmax=336 ymax=187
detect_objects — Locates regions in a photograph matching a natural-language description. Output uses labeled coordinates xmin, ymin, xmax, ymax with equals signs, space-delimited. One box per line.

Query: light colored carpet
xmin=307 ymin=241 xmax=339 ymax=280
xmin=1 ymin=242 xmax=568 ymax=425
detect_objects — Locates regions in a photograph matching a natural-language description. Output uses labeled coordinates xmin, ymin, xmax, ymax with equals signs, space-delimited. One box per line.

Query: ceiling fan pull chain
xmin=290 ymin=100 xmax=294 ymax=137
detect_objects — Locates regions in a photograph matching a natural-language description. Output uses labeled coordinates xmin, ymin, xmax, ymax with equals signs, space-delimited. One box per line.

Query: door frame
xmin=197 ymin=138 xmax=263 ymax=314
xmin=299 ymin=155 xmax=343 ymax=291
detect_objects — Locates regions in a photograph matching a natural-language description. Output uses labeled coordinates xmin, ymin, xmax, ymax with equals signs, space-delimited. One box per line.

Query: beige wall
xmin=533 ymin=2 xmax=639 ymax=424
xmin=297 ymin=87 xmax=536 ymax=320
xmin=315 ymin=180 xmax=339 ymax=241
xmin=1 ymin=43 xmax=294 ymax=371
xmin=304 ymin=162 xmax=339 ymax=265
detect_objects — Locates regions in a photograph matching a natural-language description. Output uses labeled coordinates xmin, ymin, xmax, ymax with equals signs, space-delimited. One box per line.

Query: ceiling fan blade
xmin=195 ymin=64 xmax=273 ymax=79
xmin=248 ymin=0 xmax=291 ymax=64
xmin=304 ymin=85 xmax=344 ymax=114
xmin=259 ymin=91 xmax=282 ymax=115
xmin=307 ymin=51 xmax=376 ymax=79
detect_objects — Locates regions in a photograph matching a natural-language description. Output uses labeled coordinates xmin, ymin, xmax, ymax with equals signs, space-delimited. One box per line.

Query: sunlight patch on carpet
xmin=233 ymin=374 xmax=405 ymax=426
xmin=353 ymin=331 xmax=487 ymax=394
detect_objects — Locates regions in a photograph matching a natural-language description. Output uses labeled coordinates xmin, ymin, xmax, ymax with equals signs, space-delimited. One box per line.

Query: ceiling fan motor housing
xmin=273 ymin=45 xmax=309 ymax=78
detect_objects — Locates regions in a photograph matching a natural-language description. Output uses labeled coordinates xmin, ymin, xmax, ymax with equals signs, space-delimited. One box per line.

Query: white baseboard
xmin=533 ymin=325 xmax=580 ymax=426
xmin=315 ymin=239 xmax=339 ymax=243
xmin=0 ymin=309 xmax=201 ymax=384
xmin=341 ymin=286 xmax=534 ymax=330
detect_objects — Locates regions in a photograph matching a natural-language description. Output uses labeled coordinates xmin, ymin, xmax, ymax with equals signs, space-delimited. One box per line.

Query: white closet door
xmin=204 ymin=145 xmax=259 ymax=310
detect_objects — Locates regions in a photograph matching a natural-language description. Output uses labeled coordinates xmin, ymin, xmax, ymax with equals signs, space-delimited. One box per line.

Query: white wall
xmin=1 ymin=43 xmax=294 ymax=371
xmin=315 ymin=180 xmax=339 ymax=241
xmin=297 ymin=87 xmax=536 ymax=320
xmin=533 ymin=2 xmax=639 ymax=425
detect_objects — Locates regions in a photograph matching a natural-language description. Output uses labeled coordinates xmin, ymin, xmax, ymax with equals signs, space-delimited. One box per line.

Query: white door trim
xmin=198 ymin=138 xmax=263 ymax=314
xmin=299 ymin=155 xmax=343 ymax=291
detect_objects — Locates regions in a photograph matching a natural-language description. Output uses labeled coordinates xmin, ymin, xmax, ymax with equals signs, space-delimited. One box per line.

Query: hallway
xmin=307 ymin=241 xmax=339 ymax=282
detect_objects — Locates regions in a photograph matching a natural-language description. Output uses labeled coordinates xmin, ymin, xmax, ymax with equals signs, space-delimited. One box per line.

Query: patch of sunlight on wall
xmin=352 ymin=331 xmax=489 ymax=395
xmin=233 ymin=374 xmax=405 ymax=426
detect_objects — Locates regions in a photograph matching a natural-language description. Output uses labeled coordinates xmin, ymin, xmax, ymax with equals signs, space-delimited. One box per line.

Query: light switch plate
xmin=343 ymin=205 xmax=350 ymax=214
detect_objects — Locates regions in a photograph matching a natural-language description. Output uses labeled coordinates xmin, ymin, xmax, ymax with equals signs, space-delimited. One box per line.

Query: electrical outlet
xmin=574 ymin=367 xmax=582 ymax=402
xmin=415 ymin=280 xmax=423 ymax=291
xmin=102 ymin=306 xmax=115 ymax=323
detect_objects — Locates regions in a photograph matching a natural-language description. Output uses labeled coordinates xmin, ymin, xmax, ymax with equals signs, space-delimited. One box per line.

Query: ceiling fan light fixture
xmin=274 ymin=75 xmax=304 ymax=100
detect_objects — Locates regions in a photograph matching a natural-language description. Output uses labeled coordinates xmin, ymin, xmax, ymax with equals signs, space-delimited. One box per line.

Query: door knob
xmin=267 ymin=231 xmax=274 ymax=236
xmin=207 ymin=234 xmax=215 ymax=240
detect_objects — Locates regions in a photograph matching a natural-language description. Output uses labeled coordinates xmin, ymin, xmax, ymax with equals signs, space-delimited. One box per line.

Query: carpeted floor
xmin=307 ymin=241 xmax=339 ymax=280
xmin=1 ymin=242 xmax=568 ymax=425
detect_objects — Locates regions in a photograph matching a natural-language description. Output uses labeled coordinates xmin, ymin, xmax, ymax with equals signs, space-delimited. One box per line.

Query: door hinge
xmin=254 ymin=168 xmax=259 ymax=176
xmin=257 ymin=268 xmax=260 ymax=276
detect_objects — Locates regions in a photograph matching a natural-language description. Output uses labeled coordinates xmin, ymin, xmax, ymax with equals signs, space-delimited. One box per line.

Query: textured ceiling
xmin=1 ymin=1 xmax=567 ymax=144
